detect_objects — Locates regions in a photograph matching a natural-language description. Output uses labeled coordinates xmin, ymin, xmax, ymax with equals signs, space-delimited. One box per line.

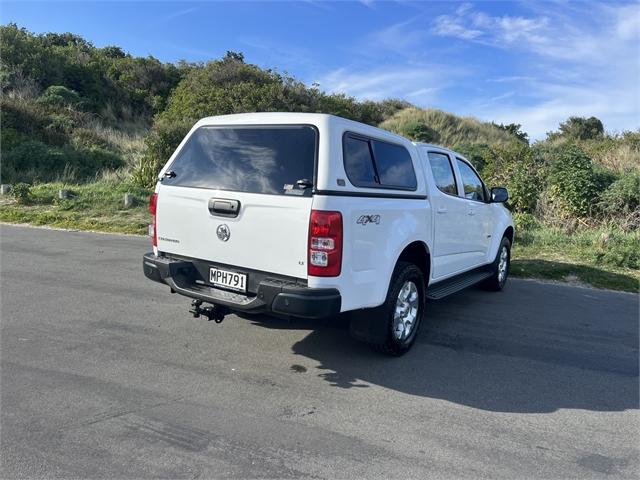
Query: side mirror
xmin=491 ymin=187 xmax=509 ymax=203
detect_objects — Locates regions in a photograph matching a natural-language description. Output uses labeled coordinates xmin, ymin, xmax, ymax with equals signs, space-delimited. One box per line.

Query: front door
xmin=425 ymin=151 xmax=476 ymax=279
xmin=454 ymin=158 xmax=493 ymax=265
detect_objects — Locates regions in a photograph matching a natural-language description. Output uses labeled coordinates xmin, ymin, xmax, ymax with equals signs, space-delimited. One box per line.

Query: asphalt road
xmin=1 ymin=224 xmax=638 ymax=479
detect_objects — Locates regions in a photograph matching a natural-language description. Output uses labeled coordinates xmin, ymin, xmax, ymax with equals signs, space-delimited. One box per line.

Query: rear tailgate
xmin=154 ymin=124 xmax=317 ymax=280
xmin=156 ymin=187 xmax=311 ymax=278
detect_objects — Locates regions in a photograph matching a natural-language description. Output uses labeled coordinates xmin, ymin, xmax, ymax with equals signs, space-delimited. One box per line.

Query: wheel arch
xmin=503 ymin=226 xmax=514 ymax=244
xmin=396 ymin=240 xmax=431 ymax=287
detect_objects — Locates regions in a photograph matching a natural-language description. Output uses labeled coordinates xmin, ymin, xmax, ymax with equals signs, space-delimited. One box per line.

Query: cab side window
xmin=455 ymin=158 xmax=486 ymax=202
xmin=427 ymin=152 xmax=458 ymax=195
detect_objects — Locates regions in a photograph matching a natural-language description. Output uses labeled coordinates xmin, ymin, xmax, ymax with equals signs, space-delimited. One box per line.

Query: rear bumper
xmin=143 ymin=253 xmax=341 ymax=319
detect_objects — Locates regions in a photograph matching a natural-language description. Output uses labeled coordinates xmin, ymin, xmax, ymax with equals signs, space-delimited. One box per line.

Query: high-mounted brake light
xmin=149 ymin=193 xmax=158 ymax=247
xmin=308 ymin=210 xmax=342 ymax=277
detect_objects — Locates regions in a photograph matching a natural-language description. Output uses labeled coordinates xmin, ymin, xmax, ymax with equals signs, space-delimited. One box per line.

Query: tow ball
xmin=189 ymin=299 xmax=228 ymax=323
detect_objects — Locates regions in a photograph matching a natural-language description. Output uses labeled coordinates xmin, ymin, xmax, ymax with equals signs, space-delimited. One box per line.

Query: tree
xmin=223 ymin=51 xmax=245 ymax=63
xmin=491 ymin=122 xmax=529 ymax=144
xmin=549 ymin=116 xmax=605 ymax=141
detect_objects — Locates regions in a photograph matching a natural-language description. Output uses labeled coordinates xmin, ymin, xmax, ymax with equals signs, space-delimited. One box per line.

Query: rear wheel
xmin=374 ymin=262 xmax=425 ymax=356
xmin=483 ymin=237 xmax=511 ymax=291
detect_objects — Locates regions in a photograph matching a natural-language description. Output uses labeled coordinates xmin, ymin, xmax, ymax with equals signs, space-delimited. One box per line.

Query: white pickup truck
xmin=143 ymin=113 xmax=514 ymax=355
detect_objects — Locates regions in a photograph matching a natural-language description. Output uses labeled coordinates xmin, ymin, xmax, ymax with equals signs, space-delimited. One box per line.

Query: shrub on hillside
xmin=71 ymin=127 xmax=114 ymax=150
xmin=3 ymin=140 xmax=67 ymax=178
xmin=0 ymin=98 xmax=69 ymax=146
xmin=599 ymin=170 xmax=640 ymax=218
xmin=403 ymin=120 xmax=440 ymax=143
xmin=74 ymin=146 xmax=124 ymax=177
xmin=547 ymin=145 xmax=598 ymax=217
xmin=2 ymin=140 xmax=124 ymax=183
xmin=131 ymin=121 xmax=190 ymax=187
xmin=484 ymin=142 xmax=544 ymax=214
xmin=36 ymin=85 xmax=83 ymax=108
xmin=45 ymin=113 xmax=76 ymax=136
xmin=0 ymin=127 xmax=30 ymax=152
xmin=453 ymin=143 xmax=493 ymax=172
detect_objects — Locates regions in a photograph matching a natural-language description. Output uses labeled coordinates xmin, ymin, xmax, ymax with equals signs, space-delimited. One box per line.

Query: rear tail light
xmin=149 ymin=193 xmax=158 ymax=247
xmin=308 ymin=210 xmax=342 ymax=277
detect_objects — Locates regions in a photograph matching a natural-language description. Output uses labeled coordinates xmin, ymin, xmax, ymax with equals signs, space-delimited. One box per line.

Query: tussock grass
xmin=379 ymin=107 xmax=516 ymax=147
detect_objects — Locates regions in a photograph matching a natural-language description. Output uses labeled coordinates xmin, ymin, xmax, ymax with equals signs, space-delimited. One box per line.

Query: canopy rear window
xmin=162 ymin=125 xmax=317 ymax=196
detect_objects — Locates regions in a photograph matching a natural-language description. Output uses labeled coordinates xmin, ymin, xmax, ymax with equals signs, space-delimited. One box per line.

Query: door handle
xmin=437 ymin=207 xmax=447 ymax=214
xmin=208 ymin=198 xmax=240 ymax=218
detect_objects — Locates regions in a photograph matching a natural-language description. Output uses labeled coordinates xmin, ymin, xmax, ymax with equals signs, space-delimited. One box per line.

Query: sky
xmin=2 ymin=0 xmax=639 ymax=140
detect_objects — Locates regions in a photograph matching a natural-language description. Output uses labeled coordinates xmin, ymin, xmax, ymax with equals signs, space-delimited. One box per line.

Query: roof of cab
xmin=194 ymin=112 xmax=409 ymax=143
xmin=413 ymin=142 xmax=451 ymax=151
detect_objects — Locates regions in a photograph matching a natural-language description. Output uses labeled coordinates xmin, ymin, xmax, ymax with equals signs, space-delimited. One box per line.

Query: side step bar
xmin=426 ymin=269 xmax=492 ymax=300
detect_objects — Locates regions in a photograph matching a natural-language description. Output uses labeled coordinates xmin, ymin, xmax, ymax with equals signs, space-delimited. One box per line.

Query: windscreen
xmin=162 ymin=125 xmax=317 ymax=195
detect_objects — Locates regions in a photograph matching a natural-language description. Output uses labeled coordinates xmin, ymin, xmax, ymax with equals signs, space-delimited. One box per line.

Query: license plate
xmin=209 ymin=267 xmax=247 ymax=293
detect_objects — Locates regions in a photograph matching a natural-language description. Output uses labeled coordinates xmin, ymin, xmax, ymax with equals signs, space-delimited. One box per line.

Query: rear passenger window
xmin=343 ymin=136 xmax=378 ymax=188
xmin=456 ymin=158 xmax=487 ymax=202
xmin=343 ymin=133 xmax=417 ymax=190
xmin=427 ymin=152 xmax=457 ymax=195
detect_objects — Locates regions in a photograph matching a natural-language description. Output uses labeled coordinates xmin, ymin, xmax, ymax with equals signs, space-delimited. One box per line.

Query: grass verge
xmin=1 ymin=181 xmax=638 ymax=292
xmin=511 ymin=226 xmax=639 ymax=292
xmin=0 ymin=181 xmax=150 ymax=234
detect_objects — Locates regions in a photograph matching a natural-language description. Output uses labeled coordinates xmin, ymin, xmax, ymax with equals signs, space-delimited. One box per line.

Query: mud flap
xmin=349 ymin=306 xmax=388 ymax=345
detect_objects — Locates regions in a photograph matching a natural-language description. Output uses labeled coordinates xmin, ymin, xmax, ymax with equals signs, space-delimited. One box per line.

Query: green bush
xmin=599 ymin=170 xmax=640 ymax=215
xmin=484 ymin=142 xmax=544 ymax=213
xmin=453 ymin=143 xmax=493 ymax=172
xmin=594 ymin=231 xmax=640 ymax=269
xmin=548 ymin=144 xmax=598 ymax=217
xmin=0 ymin=98 xmax=69 ymax=146
xmin=3 ymin=140 xmax=67 ymax=179
xmin=2 ymin=140 xmax=124 ymax=183
xmin=73 ymin=146 xmax=125 ymax=177
xmin=10 ymin=182 xmax=32 ymax=204
xmin=36 ymin=85 xmax=82 ymax=108
xmin=131 ymin=121 xmax=190 ymax=187
xmin=403 ymin=120 xmax=440 ymax=143
xmin=0 ymin=127 xmax=30 ymax=152
xmin=512 ymin=212 xmax=539 ymax=232
xmin=44 ymin=113 xmax=76 ymax=142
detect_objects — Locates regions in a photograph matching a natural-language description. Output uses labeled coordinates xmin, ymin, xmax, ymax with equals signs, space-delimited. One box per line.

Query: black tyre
xmin=483 ymin=237 xmax=511 ymax=291
xmin=373 ymin=261 xmax=426 ymax=356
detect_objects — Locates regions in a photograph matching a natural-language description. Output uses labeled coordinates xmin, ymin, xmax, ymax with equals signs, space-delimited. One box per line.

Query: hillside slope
xmin=380 ymin=107 xmax=517 ymax=147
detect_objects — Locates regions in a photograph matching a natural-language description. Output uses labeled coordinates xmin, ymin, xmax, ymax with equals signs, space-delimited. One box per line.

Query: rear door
xmin=155 ymin=125 xmax=317 ymax=279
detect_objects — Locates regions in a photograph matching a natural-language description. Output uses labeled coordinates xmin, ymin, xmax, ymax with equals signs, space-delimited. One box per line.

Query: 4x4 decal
xmin=356 ymin=214 xmax=381 ymax=225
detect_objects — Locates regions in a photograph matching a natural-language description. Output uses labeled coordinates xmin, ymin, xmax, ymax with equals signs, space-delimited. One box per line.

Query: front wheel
xmin=483 ymin=237 xmax=511 ymax=291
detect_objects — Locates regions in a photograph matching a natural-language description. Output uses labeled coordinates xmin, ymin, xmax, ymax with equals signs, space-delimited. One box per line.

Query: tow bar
xmin=189 ymin=299 xmax=228 ymax=323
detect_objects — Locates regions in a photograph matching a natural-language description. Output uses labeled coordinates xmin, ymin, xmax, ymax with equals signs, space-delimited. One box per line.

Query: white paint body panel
xmin=154 ymin=112 xmax=513 ymax=313
xmin=156 ymin=187 xmax=312 ymax=278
